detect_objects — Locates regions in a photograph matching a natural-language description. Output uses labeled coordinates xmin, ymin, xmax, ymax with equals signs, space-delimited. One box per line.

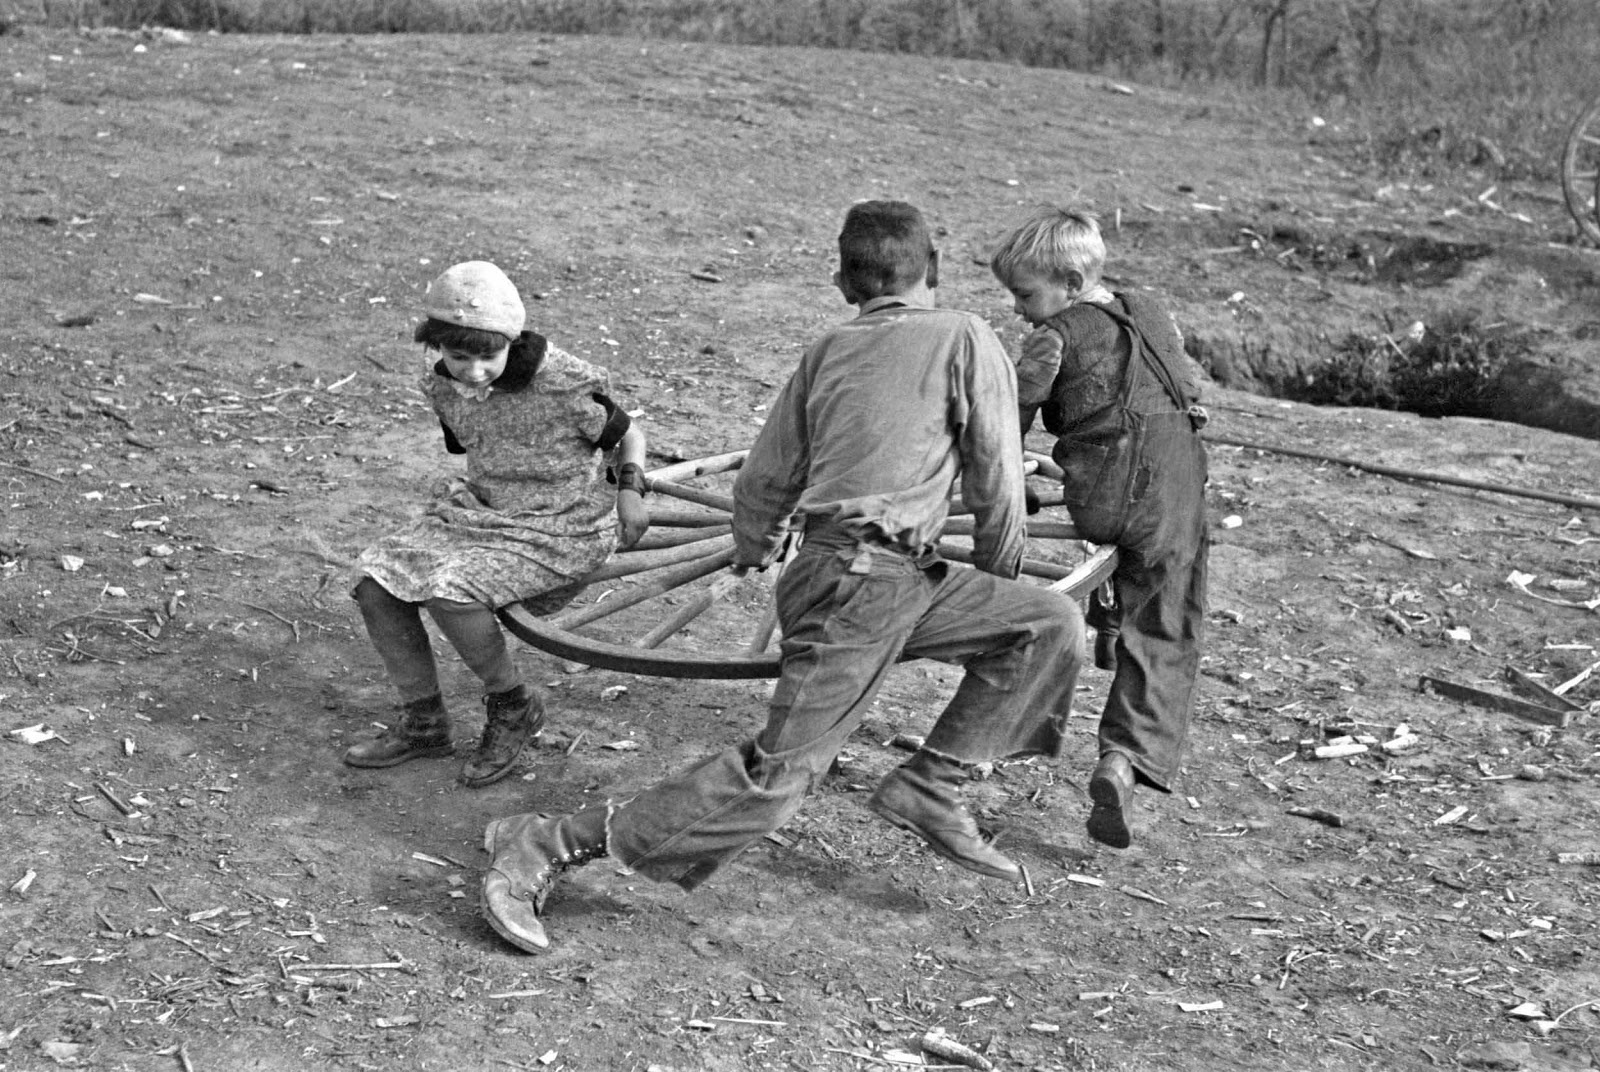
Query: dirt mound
xmin=1166 ymin=210 xmax=1600 ymax=439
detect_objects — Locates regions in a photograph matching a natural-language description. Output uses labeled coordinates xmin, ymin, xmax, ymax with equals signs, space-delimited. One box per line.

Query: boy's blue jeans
xmin=607 ymin=524 xmax=1085 ymax=890
xmin=1083 ymin=409 xmax=1209 ymax=792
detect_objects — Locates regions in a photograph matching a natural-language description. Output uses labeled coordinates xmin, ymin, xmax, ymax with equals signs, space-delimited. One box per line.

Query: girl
xmin=345 ymin=261 xmax=649 ymax=787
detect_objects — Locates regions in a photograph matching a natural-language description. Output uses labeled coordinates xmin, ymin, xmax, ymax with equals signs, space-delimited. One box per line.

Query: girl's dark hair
xmin=413 ymin=317 xmax=514 ymax=355
xmin=837 ymin=200 xmax=936 ymax=302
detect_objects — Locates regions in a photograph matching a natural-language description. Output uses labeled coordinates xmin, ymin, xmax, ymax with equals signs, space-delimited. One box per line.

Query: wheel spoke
xmin=629 ymin=525 xmax=733 ymax=551
xmin=646 ymin=450 xmax=748 ymax=483
xmin=637 ymin=572 xmax=744 ymax=649
xmin=948 ymin=490 xmax=1067 ymax=516
xmin=939 ymin=543 xmax=1077 ymax=581
xmin=744 ymin=536 xmax=797 ymax=655
xmin=583 ymin=536 xmax=735 ymax=582
xmin=556 ymin=546 xmax=737 ymax=629
xmin=943 ymin=516 xmax=1080 ymax=539
xmin=747 ymin=599 xmax=780 ymax=656
xmin=646 ymin=507 xmax=731 ymax=528
xmin=647 ymin=477 xmax=736 ymax=513
xmin=1026 ymin=451 xmax=1066 ymax=480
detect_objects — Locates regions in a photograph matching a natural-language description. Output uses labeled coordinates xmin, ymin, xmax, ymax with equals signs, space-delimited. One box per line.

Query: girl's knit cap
xmin=423 ymin=261 xmax=525 ymax=338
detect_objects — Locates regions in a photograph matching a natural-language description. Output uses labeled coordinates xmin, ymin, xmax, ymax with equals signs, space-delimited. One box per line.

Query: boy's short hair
xmin=989 ymin=206 xmax=1106 ymax=287
xmin=414 ymin=317 xmax=513 ymax=355
xmin=837 ymin=200 xmax=935 ymax=301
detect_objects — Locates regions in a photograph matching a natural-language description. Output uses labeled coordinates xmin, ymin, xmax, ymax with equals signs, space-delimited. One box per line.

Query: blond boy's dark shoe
xmin=1093 ymin=628 xmax=1119 ymax=673
xmin=1087 ymin=751 xmax=1135 ymax=849
xmin=869 ymin=753 xmax=1022 ymax=882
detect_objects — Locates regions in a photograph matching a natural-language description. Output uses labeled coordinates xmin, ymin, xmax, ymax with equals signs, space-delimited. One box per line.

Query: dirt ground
xmin=3 ymin=26 xmax=1599 ymax=1072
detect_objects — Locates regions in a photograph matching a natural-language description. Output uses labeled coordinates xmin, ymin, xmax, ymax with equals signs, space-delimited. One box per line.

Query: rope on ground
xmin=1205 ymin=433 xmax=1600 ymax=514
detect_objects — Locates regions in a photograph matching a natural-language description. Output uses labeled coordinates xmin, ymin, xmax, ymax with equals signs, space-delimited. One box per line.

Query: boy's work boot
xmin=461 ymin=685 xmax=545 ymax=788
xmin=1087 ymin=751 xmax=1136 ymax=849
xmin=342 ymin=694 xmax=453 ymax=768
xmin=481 ymin=806 xmax=608 ymax=952
xmin=869 ymin=751 xmax=1022 ymax=882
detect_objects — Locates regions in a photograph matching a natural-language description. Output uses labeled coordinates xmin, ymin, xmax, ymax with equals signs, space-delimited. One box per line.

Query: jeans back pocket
xmin=1052 ymin=411 xmax=1149 ymax=544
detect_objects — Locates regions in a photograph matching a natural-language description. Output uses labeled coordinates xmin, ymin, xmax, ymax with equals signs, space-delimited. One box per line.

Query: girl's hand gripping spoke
xmin=616 ymin=492 xmax=649 ymax=549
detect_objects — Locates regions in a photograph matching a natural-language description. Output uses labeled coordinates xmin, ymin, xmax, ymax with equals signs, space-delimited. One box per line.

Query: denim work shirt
xmin=731 ymin=296 xmax=1027 ymax=579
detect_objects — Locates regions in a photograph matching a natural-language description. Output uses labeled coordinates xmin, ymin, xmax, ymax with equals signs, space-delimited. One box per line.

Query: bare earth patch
xmin=2 ymin=27 xmax=1598 ymax=1072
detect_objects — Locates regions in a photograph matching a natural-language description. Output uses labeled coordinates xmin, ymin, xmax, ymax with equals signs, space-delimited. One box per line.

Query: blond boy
xmin=991 ymin=206 xmax=1208 ymax=850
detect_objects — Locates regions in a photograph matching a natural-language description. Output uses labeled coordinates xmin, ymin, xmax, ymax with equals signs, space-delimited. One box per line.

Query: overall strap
xmin=1092 ymin=297 xmax=1192 ymax=413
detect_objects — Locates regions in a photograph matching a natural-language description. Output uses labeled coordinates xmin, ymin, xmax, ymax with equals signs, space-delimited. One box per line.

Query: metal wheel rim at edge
xmin=1560 ymin=91 xmax=1600 ymax=245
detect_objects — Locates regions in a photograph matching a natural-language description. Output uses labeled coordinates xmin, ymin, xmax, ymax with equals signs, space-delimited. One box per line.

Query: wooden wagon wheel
xmin=1560 ymin=90 xmax=1600 ymax=245
xmin=498 ymin=450 xmax=1120 ymax=679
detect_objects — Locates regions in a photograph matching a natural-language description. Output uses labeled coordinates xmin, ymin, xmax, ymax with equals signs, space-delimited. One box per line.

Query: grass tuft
xmin=1298 ymin=312 xmax=1531 ymax=419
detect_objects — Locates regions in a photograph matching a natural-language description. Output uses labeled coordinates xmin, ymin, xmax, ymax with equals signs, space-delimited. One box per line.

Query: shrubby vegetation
xmin=21 ymin=0 xmax=1599 ymax=185
xmin=1296 ymin=311 xmax=1530 ymax=418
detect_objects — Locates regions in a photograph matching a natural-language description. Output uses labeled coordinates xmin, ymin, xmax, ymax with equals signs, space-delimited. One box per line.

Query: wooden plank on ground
xmin=1418 ymin=674 xmax=1572 ymax=728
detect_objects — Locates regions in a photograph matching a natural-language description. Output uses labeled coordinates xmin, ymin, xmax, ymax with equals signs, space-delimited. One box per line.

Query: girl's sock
xmin=426 ymin=597 xmax=521 ymax=694
xmin=354 ymin=578 xmax=442 ymax=704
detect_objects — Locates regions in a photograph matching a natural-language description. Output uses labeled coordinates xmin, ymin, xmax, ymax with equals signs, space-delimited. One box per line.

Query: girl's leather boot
xmin=481 ymin=806 xmax=609 ymax=952
xmin=461 ymin=685 xmax=546 ymax=788
xmin=343 ymin=694 xmax=453 ymax=768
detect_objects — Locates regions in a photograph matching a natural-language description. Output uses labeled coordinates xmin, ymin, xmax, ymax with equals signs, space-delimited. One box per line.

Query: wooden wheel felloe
xmin=498 ymin=450 xmax=1119 ymax=679
xmin=1560 ymin=90 xmax=1600 ymax=245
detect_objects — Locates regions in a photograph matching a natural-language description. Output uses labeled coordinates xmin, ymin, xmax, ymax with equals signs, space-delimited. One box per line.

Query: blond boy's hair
xmin=989 ymin=206 xmax=1106 ymax=287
